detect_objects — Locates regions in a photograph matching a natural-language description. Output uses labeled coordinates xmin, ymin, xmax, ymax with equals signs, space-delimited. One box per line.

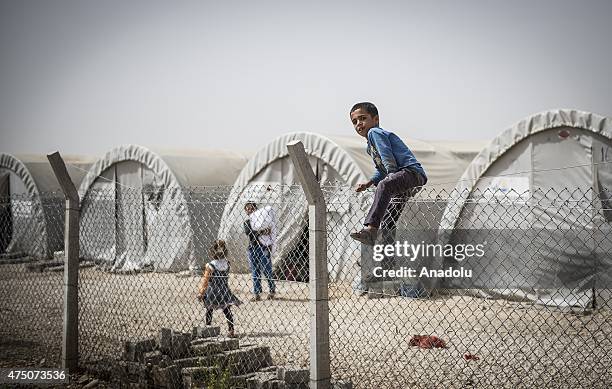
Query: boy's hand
xmin=355 ymin=181 xmax=373 ymax=192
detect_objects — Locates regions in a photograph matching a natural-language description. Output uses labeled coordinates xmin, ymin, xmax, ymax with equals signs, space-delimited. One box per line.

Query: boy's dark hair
xmin=350 ymin=102 xmax=378 ymax=117
xmin=244 ymin=201 xmax=257 ymax=210
xmin=209 ymin=239 xmax=228 ymax=260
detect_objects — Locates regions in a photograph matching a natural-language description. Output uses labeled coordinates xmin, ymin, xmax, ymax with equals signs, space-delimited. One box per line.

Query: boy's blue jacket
xmin=366 ymin=127 xmax=427 ymax=185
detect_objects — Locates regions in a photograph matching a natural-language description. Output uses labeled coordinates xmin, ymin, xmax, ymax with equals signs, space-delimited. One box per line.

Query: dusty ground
xmin=2 ymin=263 xmax=612 ymax=388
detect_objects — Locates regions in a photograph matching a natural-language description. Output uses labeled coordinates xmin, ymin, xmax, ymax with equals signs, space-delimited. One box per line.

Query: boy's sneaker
xmin=350 ymin=229 xmax=377 ymax=246
xmin=250 ymin=295 xmax=261 ymax=302
xmin=228 ymin=330 xmax=237 ymax=338
xmin=267 ymin=293 xmax=276 ymax=300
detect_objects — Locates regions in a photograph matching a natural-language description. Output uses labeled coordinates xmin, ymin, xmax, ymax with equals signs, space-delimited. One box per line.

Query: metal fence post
xmin=287 ymin=141 xmax=331 ymax=389
xmin=47 ymin=151 xmax=79 ymax=372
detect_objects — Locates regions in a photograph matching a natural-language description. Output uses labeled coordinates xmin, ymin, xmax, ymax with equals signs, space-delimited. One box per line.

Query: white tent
xmin=78 ymin=144 xmax=248 ymax=272
xmin=218 ymin=132 xmax=475 ymax=283
xmin=429 ymin=140 xmax=490 ymax=163
xmin=438 ymin=109 xmax=612 ymax=308
xmin=0 ymin=153 xmax=94 ymax=258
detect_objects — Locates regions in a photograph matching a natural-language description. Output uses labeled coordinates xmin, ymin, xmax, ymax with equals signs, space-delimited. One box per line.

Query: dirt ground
xmin=2 ymin=263 xmax=612 ymax=388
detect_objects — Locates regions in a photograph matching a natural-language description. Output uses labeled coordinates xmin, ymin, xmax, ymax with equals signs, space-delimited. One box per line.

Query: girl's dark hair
xmin=350 ymin=102 xmax=378 ymax=117
xmin=209 ymin=239 xmax=228 ymax=259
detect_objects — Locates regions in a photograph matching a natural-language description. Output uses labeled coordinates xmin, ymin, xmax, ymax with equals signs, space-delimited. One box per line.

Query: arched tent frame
xmin=78 ymin=145 xmax=193 ymax=271
xmin=437 ymin=109 xmax=612 ymax=308
xmin=440 ymin=109 xmax=612 ymax=232
xmin=78 ymin=144 xmax=249 ymax=272
xmin=218 ymin=133 xmax=370 ymax=281
xmin=0 ymin=153 xmax=48 ymax=258
xmin=78 ymin=144 xmax=185 ymax=195
xmin=229 ymin=132 xmax=369 ymax=189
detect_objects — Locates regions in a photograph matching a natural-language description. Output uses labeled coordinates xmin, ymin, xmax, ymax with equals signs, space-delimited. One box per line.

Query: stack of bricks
xmin=109 ymin=325 xmax=342 ymax=389
xmin=91 ymin=325 xmax=354 ymax=388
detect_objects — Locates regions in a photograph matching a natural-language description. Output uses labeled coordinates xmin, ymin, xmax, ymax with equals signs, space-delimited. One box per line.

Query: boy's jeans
xmin=247 ymin=245 xmax=276 ymax=295
xmin=364 ymin=168 xmax=426 ymax=229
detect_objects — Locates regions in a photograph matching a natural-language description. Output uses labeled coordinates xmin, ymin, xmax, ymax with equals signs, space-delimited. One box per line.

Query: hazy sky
xmin=1 ymin=0 xmax=611 ymax=156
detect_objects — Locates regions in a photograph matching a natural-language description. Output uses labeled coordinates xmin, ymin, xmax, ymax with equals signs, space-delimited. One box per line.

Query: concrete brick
xmin=123 ymin=338 xmax=156 ymax=362
xmin=229 ymin=373 xmax=256 ymax=388
xmin=158 ymin=355 xmax=172 ymax=368
xmin=260 ymin=365 xmax=279 ymax=373
xmin=182 ymin=366 xmax=221 ymax=387
xmin=276 ymin=366 xmax=308 ymax=384
xmin=190 ymin=338 xmax=208 ymax=346
xmin=143 ymin=350 xmax=163 ymax=365
xmin=246 ymin=372 xmax=278 ymax=389
xmin=173 ymin=354 xmax=226 ymax=369
xmin=159 ymin=328 xmax=173 ymax=354
xmin=191 ymin=337 xmax=239 ymax=351
xmin=225 ymin=345 xmax=272 ymax=373
xmin=114 ymin=361 xmax=149 ymax=384
xmin=191 ymin=342 xmax=221 ymax=356
xmin=285 ymin=383 xmax=309 ymax=389
xmin=282 ymin=368 xmax=308 ymax=384
xmin=125 ymin=361 xmax=149 ymax=378
xmin=192 ymin=325 xmax=220 ymax=339
xmin=152 ymin=365 xmax=182 ymax=389
xmin=170 ymin=332 xmax=191 ymax=359
xmin=227 ymin=362 xmax=244 ymax=376
xmin=217 ymin=337 xmax=240 ymax=351
xmin=267 ymin=380 xmax=286 ymax=389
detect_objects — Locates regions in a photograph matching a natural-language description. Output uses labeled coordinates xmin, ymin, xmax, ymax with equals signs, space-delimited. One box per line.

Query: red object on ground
xmin=464 ymin=353 xmax=480 ymax=361
xmin=409 ymin=335 xmax=447 ymax=349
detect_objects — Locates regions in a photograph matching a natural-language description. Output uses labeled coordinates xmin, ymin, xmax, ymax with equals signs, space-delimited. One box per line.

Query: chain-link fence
xmin=76 ymin=185 xmax=311 ymax=388
xmin=1 ymin=184 xmax=612 ymax=388
xmin=327 ymin=185 xmax=612 ymax=389
xmin=0 ymin=192 xmax=65 ymax=368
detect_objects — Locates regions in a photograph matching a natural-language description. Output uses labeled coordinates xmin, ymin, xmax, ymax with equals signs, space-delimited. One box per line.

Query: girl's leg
xmin=205 ymin=308 xmax=214 ymax=326
xmin=222 ymin=307 xmax=235 ymax=332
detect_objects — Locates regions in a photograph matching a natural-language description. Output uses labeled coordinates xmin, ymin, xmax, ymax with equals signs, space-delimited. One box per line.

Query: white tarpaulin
xmin=218 ymin=132 xmax=476 ymax=283
xmin=78 ymin=144 xmax=248 ymax=271
xmin=0 ymin=153 xmax=94 ymax=258
xmin=438 ymin=109 xmax=612 ymax=308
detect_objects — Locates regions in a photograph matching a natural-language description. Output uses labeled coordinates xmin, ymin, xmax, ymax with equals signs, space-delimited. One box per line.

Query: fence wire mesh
xmin=326 ymin=185 xmax=612 ymax=389
xmin=78 ymin=185 xmax=311 ymax=387
xmin=0 ymin=192 xmax=65 ymax=368
xmin=1 ymin=184 xmax=612 ymax=388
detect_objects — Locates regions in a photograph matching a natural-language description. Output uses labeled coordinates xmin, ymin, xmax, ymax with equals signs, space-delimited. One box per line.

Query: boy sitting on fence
xmin=349 ymin=102 xmax=428 ymax=246
xmin=197 ymin=240 xmax=242 ymax=338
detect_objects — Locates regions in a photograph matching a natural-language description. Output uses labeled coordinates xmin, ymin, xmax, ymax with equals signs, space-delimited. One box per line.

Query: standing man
xmin=244 ymin=202 xmax=276 ymax=301
xmin=349 ymin=102 xmax=428 ymax=246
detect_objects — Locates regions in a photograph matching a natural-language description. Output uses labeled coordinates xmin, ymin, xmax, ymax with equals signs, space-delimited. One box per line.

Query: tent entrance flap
xmin=276 ymin=224 xmax=309 ymax=282
xmin=80 ymin=166 xmax=117 ymax=263
xmin=114 ymin=161 xmax=146 ymax=270
xmin=0 ymin=172 xmax=11 ymax=254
